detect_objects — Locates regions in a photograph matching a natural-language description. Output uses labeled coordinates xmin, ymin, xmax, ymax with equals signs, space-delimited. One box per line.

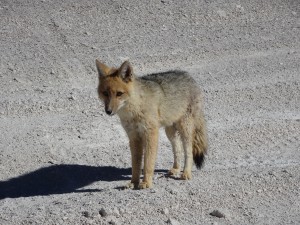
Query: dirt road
xmin=1 ymin=0 xmax=299 ymax=224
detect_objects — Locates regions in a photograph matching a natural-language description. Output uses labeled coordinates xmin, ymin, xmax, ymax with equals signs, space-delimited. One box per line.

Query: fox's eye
xmin=103 ymin=91 xmax=109 ymax=97
xmin=116 ymin=92 xmax=124 ymax=97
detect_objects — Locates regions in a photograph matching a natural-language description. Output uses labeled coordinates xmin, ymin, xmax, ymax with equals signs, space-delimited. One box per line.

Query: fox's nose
xmin=106 ymin=109 xmax=112 ymax=115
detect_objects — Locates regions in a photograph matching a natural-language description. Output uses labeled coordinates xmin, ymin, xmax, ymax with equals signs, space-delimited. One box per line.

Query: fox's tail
xmin=193 ymin=111 xmax=208 ymax=169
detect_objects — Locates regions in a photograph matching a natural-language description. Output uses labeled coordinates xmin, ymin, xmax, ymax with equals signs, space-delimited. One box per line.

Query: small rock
xmin=108 ymin=217 xmax=120 ymax=225
xmin=8 ymin=67 xmax=15 ymax=72
xmin=150 ymin=189 xmax=156 ymax=193
xmin=99 ymin=208 xmax=108 ymax=217
xmin=68 ymin=95 xmax=76 ymax=100
xmin=161 ymin=208 xmax=169 ymax=215
xmin=82 ymin=211 xmax=90 ymax=218
xmin=119 ymin=208 xmax=125 ymax=215
xmin=109 ymin=220 xmax=117 ymax=225
xmin=167 ymin=218 xmax=180 ymax=225
xmin=50 ymin=69 xmax=55 ymax=74
xmin=210 ymin=209 xmax=226 ymax=218
xmin=167 ymin=188 xmax=178 ymax=195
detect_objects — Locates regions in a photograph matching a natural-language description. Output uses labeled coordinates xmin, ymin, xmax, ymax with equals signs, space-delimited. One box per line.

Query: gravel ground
xmin=0 ymin=0 xmax=300 ymax=224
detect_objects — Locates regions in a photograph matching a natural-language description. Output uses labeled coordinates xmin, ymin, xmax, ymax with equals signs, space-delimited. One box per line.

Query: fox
xmin=96 ymin=60 xmax=208 ymax=189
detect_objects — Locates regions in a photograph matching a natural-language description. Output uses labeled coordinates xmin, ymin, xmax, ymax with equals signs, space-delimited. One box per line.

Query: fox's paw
xmin=125 ymin=182 xmax=139 ymax=189
xmin=138 ymin=181 xmax=152 ymax=189
xmin=168 ymin=168 xmax=181 ymax=176
xmin=180 ymin=171 xmax=192 ymax=180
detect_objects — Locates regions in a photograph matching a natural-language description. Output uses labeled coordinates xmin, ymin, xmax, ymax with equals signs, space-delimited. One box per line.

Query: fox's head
xmin=96 ymin=60 xmax=134 ymax=116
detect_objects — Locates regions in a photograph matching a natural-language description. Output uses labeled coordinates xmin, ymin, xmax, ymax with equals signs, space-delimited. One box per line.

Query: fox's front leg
xmin=139 ymin=127 xmax=159 ymax=189
xmin=127 ymin=134 xmax=143 ymax=189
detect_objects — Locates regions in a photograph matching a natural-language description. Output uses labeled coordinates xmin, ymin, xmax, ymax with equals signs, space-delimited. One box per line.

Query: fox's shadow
xmin=0 ymin=164 xmax=132 ymax=199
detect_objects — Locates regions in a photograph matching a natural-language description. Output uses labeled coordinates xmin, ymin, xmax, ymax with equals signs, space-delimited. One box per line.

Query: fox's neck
xmin=118 ymin=79 xmax=145 ymax=117
xmin=127 ymin=80 xmax=145 ymax=107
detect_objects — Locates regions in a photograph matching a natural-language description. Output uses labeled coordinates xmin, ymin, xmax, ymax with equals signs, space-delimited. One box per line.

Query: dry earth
xmin=0 ymin=0 xmax=300 ymax=224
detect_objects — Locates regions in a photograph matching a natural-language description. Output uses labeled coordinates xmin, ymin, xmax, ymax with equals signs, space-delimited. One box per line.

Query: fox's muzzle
xmin=105 ymin=109 xmax=113 ymax=115
xmin=104 ymin=100 xmax=117 ymax=116
xmin=105 ymin=104 xmax=114 ymax=115
xmin=104 ymin=97 xmax=125 ymax=116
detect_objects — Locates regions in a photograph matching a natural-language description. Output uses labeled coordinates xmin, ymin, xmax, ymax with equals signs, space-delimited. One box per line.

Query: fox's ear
xmin=119 ymin=61 xmax=133 ymax=82
xmin=96 ymin=59 xmax=111 ymax=77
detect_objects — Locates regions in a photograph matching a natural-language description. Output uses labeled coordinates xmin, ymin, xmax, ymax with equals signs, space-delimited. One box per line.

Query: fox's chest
xmin=118 ymin=106 xmax=159 ymax=134
xmin=118 ymin=106 xmax=140 ymax=125
xmin=119 ymin=115 xmax=147 ymax=134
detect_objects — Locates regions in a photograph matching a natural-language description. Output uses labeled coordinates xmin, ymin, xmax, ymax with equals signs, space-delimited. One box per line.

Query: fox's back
xmin=140 ymin=70 xmax=199 ymax=93
xmin=137 ymin=70 xmax=203 ymax=126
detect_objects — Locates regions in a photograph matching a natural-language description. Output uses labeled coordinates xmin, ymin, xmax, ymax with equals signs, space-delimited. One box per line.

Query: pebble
xmin=161 ymin=208 xmax=169 ymax=215
xmin=210 ymin=209 xmax=226 ymax=218
xmin=167 ymin=218 xmax=180 ymax=225
xmin=119 ymin=208 xmax=125 ymax=215
xmin=68 ymin=95 xmax=76 ymax=100
xmin=82 ymin=211 xmax=90 ymax=218
xmin=8 ymin=67 xmax=15 ymax=72
xmin=167 ymin=188 xmax=178 ymax=195
xmin=13 ymin=77 xmax=19 ymax=82
xmin=99 ymin=208 xmax=109 ymax=217
xmin=109 ymin=219 xmax=119 ymax=225
xmin=150 ymin=189 xmax=156 ymax=193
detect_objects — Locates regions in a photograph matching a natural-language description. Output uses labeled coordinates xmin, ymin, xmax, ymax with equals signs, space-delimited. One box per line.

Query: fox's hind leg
xmin=165 ymin=126 xmax=182 ymax=176
xmin=176 ymin=115 xmax=194 ymax=180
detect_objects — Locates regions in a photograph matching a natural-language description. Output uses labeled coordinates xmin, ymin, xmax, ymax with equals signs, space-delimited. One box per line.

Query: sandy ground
xmin=1 ymin=0 xmax=300 ymax=224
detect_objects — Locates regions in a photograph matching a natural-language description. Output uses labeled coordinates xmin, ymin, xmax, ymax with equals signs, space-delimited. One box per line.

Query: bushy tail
xmin=193 ymin=113 xmax=208 ymax=169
